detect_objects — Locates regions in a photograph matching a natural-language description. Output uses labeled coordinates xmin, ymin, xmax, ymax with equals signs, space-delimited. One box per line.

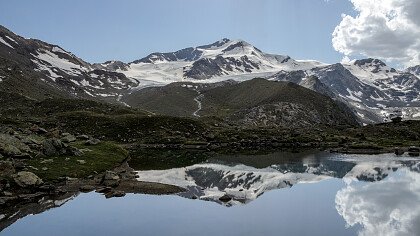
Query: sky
xmin=0 ymin=0 xmax=419 ymax=67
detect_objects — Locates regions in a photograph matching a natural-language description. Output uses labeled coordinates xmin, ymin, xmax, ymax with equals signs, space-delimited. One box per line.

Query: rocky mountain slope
xmin=0 ymin=25 xmax=137 ymax=102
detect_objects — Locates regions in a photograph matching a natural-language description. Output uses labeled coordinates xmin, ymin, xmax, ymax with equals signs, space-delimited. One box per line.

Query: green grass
xmin=27 ymin=141 xmax=128 ymax=182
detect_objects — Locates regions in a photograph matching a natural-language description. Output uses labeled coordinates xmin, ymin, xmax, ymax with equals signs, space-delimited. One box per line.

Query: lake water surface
xmin=2 ymin=151 xmax=420 ymax=236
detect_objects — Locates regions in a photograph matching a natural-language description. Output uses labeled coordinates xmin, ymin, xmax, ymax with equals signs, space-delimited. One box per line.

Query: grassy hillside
xmin=124 ymin=78 xmax=358 ymax=127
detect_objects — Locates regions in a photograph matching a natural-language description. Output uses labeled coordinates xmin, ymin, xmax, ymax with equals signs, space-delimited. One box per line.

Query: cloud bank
xmin=332 ymin=0 xmax=420 ymax=67
xmin=335 ymin=170 xmax=420 ymax=236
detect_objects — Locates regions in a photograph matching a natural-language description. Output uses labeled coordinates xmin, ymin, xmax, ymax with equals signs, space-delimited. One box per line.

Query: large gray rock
xmin=0 ymin=134 xmax=31 ymax=158
xmin=14 ymin=171 xmax=43 ymax=188
xmin=61 ymin=134 xmax=76 ymax=143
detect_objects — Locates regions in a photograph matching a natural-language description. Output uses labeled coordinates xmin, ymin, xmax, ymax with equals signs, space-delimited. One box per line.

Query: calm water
xmin=2 ymin=151 xmax=420 ymax=236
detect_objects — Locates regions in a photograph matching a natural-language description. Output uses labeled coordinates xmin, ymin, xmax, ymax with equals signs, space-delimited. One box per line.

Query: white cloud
xmin=332 ymin=0 xmax=420 ymax=67
xmin=335 ymin=169 xmax=420 ymax=236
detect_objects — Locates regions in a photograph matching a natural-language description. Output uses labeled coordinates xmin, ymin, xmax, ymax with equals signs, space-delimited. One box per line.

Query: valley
xmin=1 ymin=24 xmax=420 ymax=234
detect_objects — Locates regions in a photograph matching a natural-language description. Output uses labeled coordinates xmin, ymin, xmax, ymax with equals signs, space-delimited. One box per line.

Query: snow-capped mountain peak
xmin=407 ymin=65 xmax=420 ymax=76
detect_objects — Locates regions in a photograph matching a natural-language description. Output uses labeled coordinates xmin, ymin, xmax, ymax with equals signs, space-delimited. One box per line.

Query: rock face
xmin=13 ymin=172 xmax=43 ymax=188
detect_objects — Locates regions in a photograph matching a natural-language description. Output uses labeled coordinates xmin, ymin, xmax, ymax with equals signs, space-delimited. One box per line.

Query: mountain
xmin=123 ymin=78 xmax=358 ymax=127
xmin=1 ymin=24 xmax=420 ymax=124
xmin=0 ymin=25 xmax=138 ymax=102
xmin=135 ymin=156 xmax=419 ymax=206
xmin=269 ymin=60 xmax=420 ymax=123
xmin=108 ymin=38 xmax=420 ymax=124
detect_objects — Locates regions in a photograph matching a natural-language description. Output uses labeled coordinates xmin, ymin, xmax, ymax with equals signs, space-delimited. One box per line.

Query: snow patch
xmin=0 ymin=36 xmax=14 ymax=49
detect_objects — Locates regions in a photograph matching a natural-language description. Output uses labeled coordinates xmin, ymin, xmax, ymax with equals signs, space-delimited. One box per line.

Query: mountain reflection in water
xmin=2 ymin=151 xmax=420 ymax=236
xmin=136 ymin=152 xmax=420 ymax=206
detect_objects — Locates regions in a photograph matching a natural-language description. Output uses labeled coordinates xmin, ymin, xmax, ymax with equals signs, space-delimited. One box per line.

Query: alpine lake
xmin=1 ymin=150 xmax=419 ymax=236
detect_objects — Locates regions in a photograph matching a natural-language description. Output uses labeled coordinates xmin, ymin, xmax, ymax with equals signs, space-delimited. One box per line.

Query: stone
xmin=38 ymin=184 xmax=56 ymax=191
xmin=105 ymin=191 xmax=126 ymax=198
xmin=76 ymin=135 xmax=89 ymax=140
xmin=104 ymin=171 xmax=120 ymax=181
xmin=96 ymin=187 xmax=112 ymax=193
xmin=42 ymin=139 xmax=59 ymax=156
xmin=13 ymin=171 xmax=43 ymax=188
xmin=1 ymin=144 xmax=21 ymax=157
xmin=79 ymin=185 xmax=95 ymax=193
xmin=394 ymin=148 xmax=405 ymax=156
xmin=85 ymin=138 xmax=100 ymax=146
xmin=67 ymin=146 xmax=83 ymax=156
xmin=77 ymin=160 xmax=86 ymax=164
xmin=61 ymin=134 xmax=76 ymax=143
xmin=102 ymin=171 xmax=120 ymax=187
xmin=37 ymin=128 xmax=48 ymax=134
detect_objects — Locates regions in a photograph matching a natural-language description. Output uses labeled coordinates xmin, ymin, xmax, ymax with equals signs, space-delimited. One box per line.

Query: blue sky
xmin=0 ymin=0 xmax=355 ymax=63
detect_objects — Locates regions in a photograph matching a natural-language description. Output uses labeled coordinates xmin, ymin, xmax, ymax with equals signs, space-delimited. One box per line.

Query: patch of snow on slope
xmin=35 ymin=49 xmax=85 ymax=76
xmin=136 ymin=163 xmax=331 ymax=205
xmin=0 ymin=36 xmax=14 ymax=49
xmin=5 ymin=36 xmax=17 ymax=44
xmin=30 ymin=58 xmax=61 ymax=81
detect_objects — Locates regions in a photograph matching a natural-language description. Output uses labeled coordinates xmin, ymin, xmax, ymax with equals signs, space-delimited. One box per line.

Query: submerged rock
xmin=13 ymin=171 xmax=43 ymax=188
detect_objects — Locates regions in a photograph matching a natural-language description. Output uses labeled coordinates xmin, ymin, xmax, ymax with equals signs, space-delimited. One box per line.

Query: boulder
xmin=30 ymin=125 xmax=48 ymax=134
xmin=1 ymin=144 xmax=21 ymax=157
xmin=85 ymin=138 xmax=100 ymax=146
xmin=42 ymin=139 xmax=60 ymax=156
xmin=104 ymin=171 xmax=120 ymax=180
xmin=102 ymin=171 xmax=120 ymax=187
xmin=0 ymin=134 xmax=32 ymax=158
xmin=14 ymin=171 xmax=43 ymax=188
xmin=76 ymin=135 xmax=90 ymax=140
xmin=61 ymin=134 xmax=76 ymax=143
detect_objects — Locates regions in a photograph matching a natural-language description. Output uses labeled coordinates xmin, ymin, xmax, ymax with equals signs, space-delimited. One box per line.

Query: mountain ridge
xmin=1 ymin=24 xmax=420 ymax=124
